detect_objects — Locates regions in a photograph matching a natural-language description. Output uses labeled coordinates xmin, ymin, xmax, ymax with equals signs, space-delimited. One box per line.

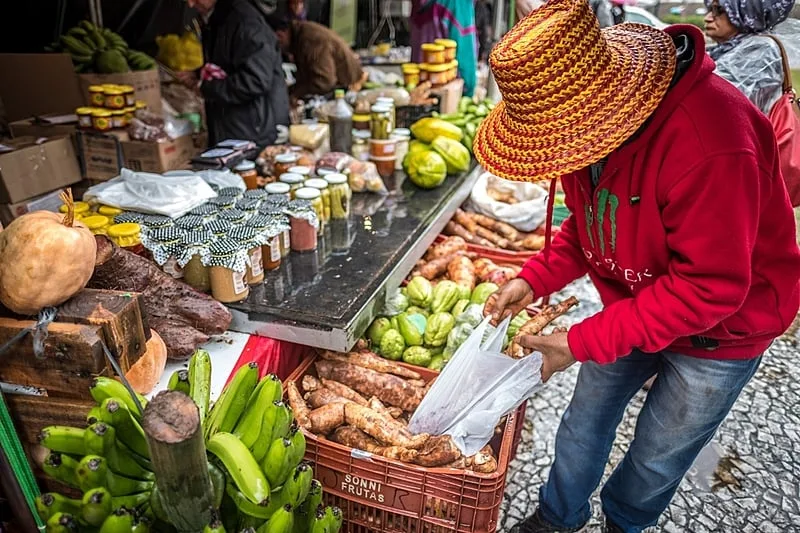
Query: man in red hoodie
xmin=475 ymin=0 xmax=800 ymax=532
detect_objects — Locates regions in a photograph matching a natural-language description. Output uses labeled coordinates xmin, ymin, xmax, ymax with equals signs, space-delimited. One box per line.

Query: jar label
xmin=163 ymin=256 xmax=184 ymax=279
xmin=233 ymin=270 xmax=247 ymax=294
xmin=271 ymin=236 xmax=282 ymax=262
xmin=250 ymin=247 xmax=264 ymax=277
xmin=283 ymin=230 xmax=290 ymax=249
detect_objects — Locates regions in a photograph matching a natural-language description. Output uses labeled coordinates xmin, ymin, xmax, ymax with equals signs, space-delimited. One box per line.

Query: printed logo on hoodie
xmin=585 ymin=188 xmax=619 ymax=255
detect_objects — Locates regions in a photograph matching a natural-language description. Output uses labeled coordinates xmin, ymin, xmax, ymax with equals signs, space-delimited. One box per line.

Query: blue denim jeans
xmin=538 ymin=350 xmax=762 ymax=533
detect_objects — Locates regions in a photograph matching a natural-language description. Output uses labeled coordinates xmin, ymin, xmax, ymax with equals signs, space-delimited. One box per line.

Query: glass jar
xmin=217 ymin=208 xmax=248 ymax=226
xmin=217 ymin=187 xmax=244 ymax=199
xmin=205 ymin=239 xmax=250 ymax=303
xmin=135 ymin=100 xmax=147 ymax=112
xmin=111 ymin=109 xmax=127 ymax=129
xmin=390 ymin=128 xmax=411 ymax=170
xmin=274 ymin=153 xmax=299 ymax=177
xmin=279 ymin=173 xmax=305 ymax=198
xmin=235 ymin=198 xmax=261 ymax=220
xmin=98 ymin=205 xmax=123 ymax=217
xmin=421 ymin=43 xmax=446 ymax=64
xmin=208 ymin=196 xmax=237 ymax=210
xmin=92 ymin=109 xmax=113 ymax=132
xmin=304 ymin=178 xmax=331 ymax=223
xmin=143 ymin=214 xmax=174 ymax=231
xmin=288 ymin=166 xmax=311 ymax=179
xmin=204 ymin=219 xmax=233 ymax=239
xmin=324 ymin=173 xmax=351 ymax=220
xmin=179 ymin=230 xmax=214 ymax=292
xmin=352 ymin=131 xmax=370 ymax=162
xmin=353 ymin=113 xmax=370 ymax=131
xmin=375 ymin=97 xmax=396 ymax=132
xmin=259 ymin=208 xmax=292 ymax=258
xmin=265 ymin=182 xmax=291 ymax=200
xmin=114 ymin=211 xmax=146 ymax=224
xmin=174 ymin=214 xmax=206 ymax=232
xmin=370 ymin=104 xmax=392 ymax=140
xmin=124 ymin=107 xmax=136 ymax=124
xmin=60 ymin=201 xmax=90 ymax=220
xmin=189 ymin=203 xmax=218 ymax=223
xmin=88 ymin=85 xmax=105 ymax=107
xmin=228 ymin=227 xmax=265 ymax=286
xmin=81 ymin=215 xmax=111 ymax=235
xmin=104 ymin=87 xmax=126 ymax=109
xmin=141 ymin=226 xmax=186 ymax=279
xmin=286 ymin=200 xmax=320 ymax=252
xmin=107 ymin=222 xmax=143 ymax=254
xmin=77 ymin=107 xmax=94 ymax=129
xmin=295 ymin=187 xmax=324 ymax=230
xmin=435 ymin=39 xmax=457 ymax=61
xmin=247 ymin=215 xmax=282 ymax=271
xmin=243 ymin=189 xmax=269 ymax=201
xmin=235 ymin=160 xmax=259 ymax=190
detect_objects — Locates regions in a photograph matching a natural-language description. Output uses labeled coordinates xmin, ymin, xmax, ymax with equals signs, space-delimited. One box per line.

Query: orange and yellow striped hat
xmin=474 ymin=0 xmax=677 ymax=183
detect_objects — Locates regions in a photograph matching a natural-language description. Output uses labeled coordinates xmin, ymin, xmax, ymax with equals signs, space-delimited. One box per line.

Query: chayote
xmin=424 ymin=312 xmax=456 ymax=347
xmin=402 ymin=346 xmax=433 ymax=367
xmin=470 ymin=282 xmax=500 ymax=305
xmin=444 ymin=322 xmax=475 ymax=361
xmin=379 ymin=329 xmax=405 ymax=361
xmin=406 ymin=276 xmax=433 ymax=307
xmin=406 ymin=305 xmax=430 ymax=317
xmin=451 ymin=298 xmax=471 ymax=318
xmin=430 ymin=280 xmax=460 ymax=313
xmin=397 ymin=313 xmax=426 ymax=346
xmin=428 ymin=355 xmax=445 ymax=371
xmin=367 ymin=317 xmax=393 ymax=346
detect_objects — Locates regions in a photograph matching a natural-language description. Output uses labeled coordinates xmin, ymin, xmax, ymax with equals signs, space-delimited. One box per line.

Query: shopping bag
xmin=409 ymin=315 xmax=543 ymax=456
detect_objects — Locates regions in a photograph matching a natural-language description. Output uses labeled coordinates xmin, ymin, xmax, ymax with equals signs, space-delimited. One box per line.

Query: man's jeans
xmin=538 ymin=350 xmax=762 ymax=533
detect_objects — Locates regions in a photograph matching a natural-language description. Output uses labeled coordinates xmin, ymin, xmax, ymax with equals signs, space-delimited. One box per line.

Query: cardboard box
xmin=77 ymin=70 xmax=162 ymax=114
xmin=0 ymin=54 xmax=85 ymax=122
xmin=78 ymin=132 xmax=197 ymax=181
xmin=0 ymin=188 xmax=65 ymax=227
xmin=10 ymin=115 xmax=79 ymax=140
xmin=77 ymin=132 xmax=126 ymax=181
xmin=0 ymin=137 xmax=82 ymax=204
xmin=432 ymin=78 xmax=465 ymax=115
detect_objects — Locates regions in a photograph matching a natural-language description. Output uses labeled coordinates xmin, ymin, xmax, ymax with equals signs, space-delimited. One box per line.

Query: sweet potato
xmin=443 ymin=221 xmax=496 ymax=248
xmin=521 ymin=234 xmax=546 ymax=251
xmin=447 ymin=256 xmax=476 ymax=291
xmin=425 ymin=236 xmax=467 ymax=261
xmin=453 ymin=209 xmax=478 ymax=232
xmin=319 ymin=350 xmax=422 ymax=380
xmin=468 ymin=445 xmax=498 ymax=473
xmin=287 ymin=381 xmax=311 ymax=430
xmin=331 ymin=427 xmax=419 ymax=462
xmin=509 ymin=296 xmax=580 ymax=358
xmin=321 ymin=378 xmax=369 ymax=406
xmin=469 ymin=213 xmax=521 ymax=241
xmin=305 ymin=388 xmax=352 ymax=409
xmin=473 ymin=258 xmax=498 ymax=281
xmin=308 ymin=403 xmax=345 ymax=434
xmin=316 ymin=360 xmax=425 ymax=411
xmin=343 ymin=403 xmax=430 ymax=449
xmin=418 ymin=252 xmax=467 ymax=280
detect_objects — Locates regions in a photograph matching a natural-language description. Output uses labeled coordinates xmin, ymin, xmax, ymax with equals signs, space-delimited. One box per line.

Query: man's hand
xmin=517 ymin=330 xmax=575 ymax=382
xmin=483 ymin=278 xmax=534 ymax=326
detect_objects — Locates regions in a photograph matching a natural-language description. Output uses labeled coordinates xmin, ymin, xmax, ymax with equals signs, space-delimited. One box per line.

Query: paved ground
xmin=499 ymin=277 xmax=800 ymax=532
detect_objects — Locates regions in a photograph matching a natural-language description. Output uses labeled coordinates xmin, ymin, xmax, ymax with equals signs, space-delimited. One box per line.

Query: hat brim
xmin=474 ymin=24 xmax=677 ymax=183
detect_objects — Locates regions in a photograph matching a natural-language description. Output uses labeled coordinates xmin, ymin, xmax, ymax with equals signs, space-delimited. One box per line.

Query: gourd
xmin=0 ymin=190 xmax=97 ymax=315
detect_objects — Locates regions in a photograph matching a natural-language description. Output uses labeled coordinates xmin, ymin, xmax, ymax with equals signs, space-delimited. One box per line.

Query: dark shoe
xmin=510 ymin=508 xmax=587 ymax=533
xmin=603 ymin=517 xmax=625 ymax=533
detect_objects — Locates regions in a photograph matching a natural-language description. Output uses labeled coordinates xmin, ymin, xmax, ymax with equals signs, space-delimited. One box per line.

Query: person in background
xmin=516 ymin=0 xmax=544 ymax=20
xmin=475 ymin=0 xmax=494 ymax=62
xmin=268 ymin=15 xmax=365 ymax=99
xmin=410 ymin=0 xmax=479 ymax=96
xmin=610 ymin=0 xmax=626 ymax=25
xmin=289 ymin=0 xmax=306 ymax=19
xmin=186 ymin=0 xmax=289 ymax=147
xmin=516 ymin=0 xmax=614 ymax=26
xmin=704 ymin=0 xmax=794 ymax=115
xmin=477 ymin=0 xmax=800 ymax=531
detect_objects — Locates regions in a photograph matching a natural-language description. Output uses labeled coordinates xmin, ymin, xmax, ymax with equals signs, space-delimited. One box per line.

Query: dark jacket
xmin=289 ymin=20 xmax=363 ymax=98
xmin=201 ymin=0 xmax=289 ymax=147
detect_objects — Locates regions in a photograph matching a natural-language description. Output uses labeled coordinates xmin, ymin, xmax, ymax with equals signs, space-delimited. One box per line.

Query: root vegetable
xmin=425 ymin=236 xmax=467 ymax=261
xmin=521 ymin=234 xmax=546 ymax=251
xmin=468 ymin=445 xmax=498 ymax=473
xmin=406 ymin=379 xmax=426 ymax=389
xmin=473 ymin=258 xmax=498 ymax=281
xmin=368 ymin=397 xmax=402 ymax=419
xmin=308 ymin=403 xmax=345 ymax=434
xmin=453 ymin=209 xmax=478 ymax=232
xmin=343 ymin=403 xmax=429 ymax=449
xmin=316 ymin=360 xmax=425 ymax=411
xmin=418 ymin=252 xmax=467 ymax=280
xmin=331 ymin=427 xmax=419 ymax=462
xmin=447 ymin=256 xmax=476 ymax=292
xmin=321 ymin=379 xmax=368 ymax=406
xmin=473 ymin=225 xmax=511 ymax=249
xmin=413 ymin=435 xmax=463 ymax=467
xmin=509 ymin=297 xmax=580 ymax=358
xmin=302 ymin=375 xmax=323 ymax=392
xmin=287 ymin=381 xmax=311 ymax=430
xmin=319 ymin=350 xmax=422 ymax=380
xmin=469 ymin=213 xmax=521 ymax=241
xmin=305 ymin=388 xmax=352 ymax=409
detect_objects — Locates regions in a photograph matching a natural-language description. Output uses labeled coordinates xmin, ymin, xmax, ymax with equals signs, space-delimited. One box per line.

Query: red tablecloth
xmin=226 ymin=335 xmax=314 ymax=386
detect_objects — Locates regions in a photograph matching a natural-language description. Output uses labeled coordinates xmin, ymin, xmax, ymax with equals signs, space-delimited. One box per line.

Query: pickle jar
xmin=247 ymin=215 xmax=282 ymax=271
xmin=285 ymin=199 xmax=320 ymax=253
xmin=81 ymin=215 xmax=111 ymax=235
xmin=114 ymin=211 xmax=146 ymax=224
xmin=228 ymin=226 xmax=266 ymax=286
xmin=370 ymin=104 xmax=392 ymax=140
xmin=243 ymin=189 xmax=269 ymax=202
xmin=204 ymin=219 xmax=233 ymax=239
xmin=141 ymin=226 xmax=186 ymax=279
xmin=204 ymin=239 xmax=250 ymax=303
xmin=375 ymin=97 xmax=396 ymax=132
xmin=217 ymin=187 xmax=244 ymax=199
xmin=189 ymin=203 xmax=218 ymax=223
xmin=258 ymin=207 xmax=292 ymax=258
xmin=60 ymin=201 xmax=90 ymax=220
xmin=324 ymin=173 xmax=351 ymax=220
xmin=351 ymin=131 xmax=371 ymax=162
xmin=279 ymin=173 xmax=305 ymax=198
xmin=273 ymin=153 xmax=299 ymax=177
xmin=288 ymin=166 xmax=311 ymax=180
xmin=98 ymin=205 xmax=123 ymax=218
xmin=174 ymin=214 xmax=206 ymax=232
xmin=304 ymin=178 xmax=331 ymax=223
xmin=208 ymin=196 xmax=237 ymax=210
xmin=217 ymin=208 xmax=248 ymax=226
xmin=179 ymin=230 xmax=215 ymax=292
xmin=264 ymin=182 xmax=291 ymax=200
xmin=235 ymin=160 xmax=259 ymax=190
xmin=235 ymin=198 xmax=262 ymax=219
xmin=107 ymin=222 xmax=143 ymax=254
xmin=294 ymin=187 xmax=324 ymax=230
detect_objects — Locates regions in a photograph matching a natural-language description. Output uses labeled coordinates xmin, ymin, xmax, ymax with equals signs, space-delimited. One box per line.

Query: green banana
xmin=71 ymin=53 xmax=95 ymax=64
xmin=76 ymin=455 xmax=109 ymax=491
xmin=46 ymin=512 xmax=80 ymax=532
xmin=240 ymin=529 xmax=257 ymax=533
xmin=234 ymin=375 xmax=282 ymax=449
xmin=80 ymin=20 xmax=96 ymax=31
xmin=204 ymin=509 xmax=227 ymax=533
xmin=35 ymin=493 xmax=81 ymax=522
xmin=148 ymin=486 xmax=169 ymax=523
xmin=111 ymin=491 xmax=151 ymax=511
xmin=266 ymin=464 xmax=312 ymax=516
xmin=82 ymin=487 xmax=113 ymax=526
xmin=42 ymin=452 xmax=80 ymax=489
xmin=131 ymin=517 xmax=152 ymax=533
xmin=85 ymin=422 xmax=116 ymax=456
xmin=284 ymin=425 xmax=307 ymax=475
xmin=88 ymin=27 xmax=107 ymax=50
xmin=106 ymin=440 xmax=154 ymax=481
xmin=167 ymin=369 xmax=190 ymax=394
xmin=206 ymin=362 xmax=259 ymax=438
xmin=90 ymin=377 xmax=147 ymax=420
xmin=189 ymin=350 xmax=212 ymax=426
xmin=207 ymin=461 xmax=226 ymax=509
xmin=309 ymin=506 xmax=328 ymax=533
xmin=257 ymin=505 xmax=294 ymax=533
xmin=61 ymin=35 xmax=93 ymax=56
xmin=87 ymin=406 xmax=113 ymax=425
xmin=67 ymin=27 xmax=88 ymax=38
xmin=292 ymin=480 xmax=322 ymax=533
xmin=250 ymin=402 xmax=280 ymax=463
xmin=224 ymin=482 xmax=271 ymax=519
xmin=269 ymin=402 xmax=293 ymax=444
xmin=325 ymin=506 xmax=343 ymax=533
xmin=207 ymin=432 xmax=270 ymax=505
xmin=261 ymin=438 xmax=291 ymax=488
xmin=106 ymin=469 xmax=153 ymax=497
xmin=39 ymin=426 xmax=86 ymax=456
xmin=100 ymin=508 xmax=135 ymax=533
xmin=119 ymin=441 xmax=152 ymax=471
xmin=104 ymin=398 xmax=150 ymax=458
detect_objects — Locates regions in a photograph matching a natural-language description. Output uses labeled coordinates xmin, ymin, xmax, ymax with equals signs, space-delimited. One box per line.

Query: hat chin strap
xmin=541 ymin=178 xmax=558 ymax=307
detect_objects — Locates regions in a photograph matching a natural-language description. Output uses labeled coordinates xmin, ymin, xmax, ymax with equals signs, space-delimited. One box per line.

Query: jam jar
xmin=228 ymin=226 xmax=266 ymax=286
xmin=179 ymin=230 xmax=215 ymax=292
xmin=205 ymin=239 xmax=250 ymax=303
xmin=285 ymin=199 xmax=320 ymax=252
xmin=247 ymin=214 xmax=282 ymax=271
xmin=141 ymin=226 xmax=186 ymax=279
xmin=204 ymin=219 xmax=233 ymax=239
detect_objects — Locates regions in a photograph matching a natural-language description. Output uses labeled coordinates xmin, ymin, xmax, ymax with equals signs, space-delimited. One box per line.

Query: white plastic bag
xmin=165 ymin=169 xmax=246 ymax=191
xmin=84 ymin=169 xmax=217 ymax=217
xmin=409 ymin=316 xmax=543 ymax=456
xmin=467 ymin=172 xmax=549 ymax=231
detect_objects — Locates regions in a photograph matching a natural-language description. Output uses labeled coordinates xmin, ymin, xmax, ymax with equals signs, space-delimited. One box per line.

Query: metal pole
xmin=487 ymin=0 xmax=508 ymax=103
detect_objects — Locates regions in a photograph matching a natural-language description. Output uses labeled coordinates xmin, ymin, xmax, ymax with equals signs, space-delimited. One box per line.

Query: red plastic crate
xmin=432 ymin=235 xmax=536 ymax=267
xmin=285 ymin=354 xmax=521 ymax=533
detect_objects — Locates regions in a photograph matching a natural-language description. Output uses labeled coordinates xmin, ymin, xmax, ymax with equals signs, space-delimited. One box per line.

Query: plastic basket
xmin=285 ymin=354 xmax=520 ymax=533
xmin=396 ymin=102 xmax=441 ymax=129
xmin=432 ymin=234 xmax=536 ymax=267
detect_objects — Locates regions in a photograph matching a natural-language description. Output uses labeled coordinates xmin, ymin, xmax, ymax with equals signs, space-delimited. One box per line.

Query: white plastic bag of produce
xmin=467 ymin=172 xmax=549 ymax=231
xmin=409 ymin=315 xmax=543 ymax=456
xmin=84 ymin=168 xmax=217 ymax=217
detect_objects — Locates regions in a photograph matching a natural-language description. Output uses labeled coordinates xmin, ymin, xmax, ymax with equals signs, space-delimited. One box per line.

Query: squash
xmin=0 ymin=190 xmax=97 ymax=315
xmin=125 ymin=330 xmax=167 ymax=394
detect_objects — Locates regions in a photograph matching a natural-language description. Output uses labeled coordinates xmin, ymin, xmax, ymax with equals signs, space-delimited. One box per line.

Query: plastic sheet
xmin=409 ymin=316 xmax=543 ymax=456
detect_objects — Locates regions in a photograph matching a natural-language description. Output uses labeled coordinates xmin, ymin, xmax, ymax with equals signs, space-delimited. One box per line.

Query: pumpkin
xmin=125 ymin=330 xmax=168 ymax=394
xmin=0 ymin=190 xmax=97 ymax=315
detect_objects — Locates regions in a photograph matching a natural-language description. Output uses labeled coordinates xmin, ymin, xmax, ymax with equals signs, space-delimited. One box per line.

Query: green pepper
xmin=402 ymin=346 xmax=432 ymax=367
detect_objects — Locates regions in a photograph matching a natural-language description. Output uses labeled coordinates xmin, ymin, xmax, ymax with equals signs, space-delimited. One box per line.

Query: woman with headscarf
xmin=704 ymin=0 xmax=795 ymax=115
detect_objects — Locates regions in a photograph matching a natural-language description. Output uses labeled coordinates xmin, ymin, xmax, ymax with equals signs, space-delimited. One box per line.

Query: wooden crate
xmin=0 ymin=289 xmax=150 ymax=443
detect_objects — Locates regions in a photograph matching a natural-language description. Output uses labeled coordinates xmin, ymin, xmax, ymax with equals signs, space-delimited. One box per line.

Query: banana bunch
xmin=47 ymin=20 xmax=156 ymax=74
xmin=432 ymin=96 xmax=496 ymax=154
xmin=156 ymin=32 xmax=204 ymax=72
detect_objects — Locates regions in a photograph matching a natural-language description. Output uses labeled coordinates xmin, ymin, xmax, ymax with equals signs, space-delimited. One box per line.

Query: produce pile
xmin=34 ymin=351 xmax=342 ymax=533
xmin=49 ymin=21 xmax=156 ymax=73
xmin=403 ymin=118 xmax=471 ymax=190
xmin=286 ymin=350 xmax=499 ymax=472
xmin=156 ymin=32 xmax=203 ymax=72
xmin=432 ymin=96 xmax=494 ymax=155
xmin=444 ymin=209 xmax=547 ymax=252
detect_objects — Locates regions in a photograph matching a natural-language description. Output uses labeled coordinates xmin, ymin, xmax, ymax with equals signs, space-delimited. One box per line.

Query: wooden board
xmin=7 ymin=395 xmax=94 ymax=443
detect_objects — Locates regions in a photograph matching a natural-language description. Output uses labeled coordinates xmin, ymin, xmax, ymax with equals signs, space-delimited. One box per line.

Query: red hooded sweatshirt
xmin=517 ymin=26 xmax=800 ymax=365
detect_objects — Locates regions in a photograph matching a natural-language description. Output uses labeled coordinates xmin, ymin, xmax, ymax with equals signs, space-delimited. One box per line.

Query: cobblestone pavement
xmin=499 ymin=277 xmax=800 ymax=532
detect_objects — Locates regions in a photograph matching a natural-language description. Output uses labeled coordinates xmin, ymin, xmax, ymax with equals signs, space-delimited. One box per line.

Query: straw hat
xmin=474 ymin=0 xmax=677 ymax=182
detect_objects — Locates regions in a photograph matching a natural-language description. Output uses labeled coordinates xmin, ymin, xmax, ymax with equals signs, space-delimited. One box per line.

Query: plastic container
xmin=179 ymin=230 xmax=214 ymax=292
xmin=107 ymin=222 xmax=143 ymax=253
xmin=448 ymin=60 xmax=459 ymax=82
xmin=285 ymin=354 xmax=520 ymax=533
xmin=328 ymin=89 xmax=353 ymax=154
xmin=402 ymin=64 xmax=420 ymax=87
xmin=324 ymin=173 xmax=351 ymax=220
xmin=235 ymin=160 xmax=259 ymax=190
xmin=370 ymin=155 xmax=396 ymax=179
xmin=92 ymin=109 xmax=113 ymax=132
xmin=369 ymin=138 xmax=397 ymax=158
xmin=205 ymin=239 xmax=249 ymax=303
xmin=104 ymin=86 xmax=126 ymax=109
xmin=370 ymin=104 xmax=393 ymax=140
xmin=279 ymin=173 xmax=305 ymax=198
xmin=427 ymin=63 xmax=450 ymax=87
xmin=286 ymin=199 xmax=320 ymax=252
xmin=265 ymin=181 xmax=292 ymax=200
xmin=352 ymin=131 xmax=370 ymax=161
xmin=77 ymin=107 xmax=94 ymax=129
xmin=419 ymin=64 xmax=430 ymax=84
xmin=88 ymin=85 xmax=105 ymax=107
xmin=81 ymin=215 xmax=111 ymax=235
xmin=391 ymin=128 xmax=411 ymax=170
xmin=274 ymin=153 xmax=299 ymax=177
xmin=421 ymin=43 xmax=446 ymax=64
xmin=304 ymin=178 xmax=331 ymax=223
xmin=435 ymin=38 xmax=457 ymax=61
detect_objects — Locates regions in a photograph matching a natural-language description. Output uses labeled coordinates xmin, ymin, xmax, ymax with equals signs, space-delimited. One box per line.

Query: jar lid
xmin=265 ymin=182 xmax=291 ymax=195
xmin=353 ymin=114 xmax=370 ymax=122
xmin=434 ymin=38 xmax=457 ymax=48
xmin=76 ymin=107 xmax=95 ymax=114
xmin=305 ymin=178 xmax=328 ymax=190
xmin=119 ymin=85 xmax=135 ymax=92
xmin=107 ymin=222 xmax=140 ymax=238
xmin=206 ymin=239 xmax=248 ymax=271
xmin=391 ymin=128 xmax=411 ymax=138
xmin=114 ymin=211 xmax=146 ymax=224
xmin=189 ymin=204 xmax=217 ymax=216
xmin=89 ymin=85 xmax=105 ymax=92
xmin=227 ymin=225 xmax=261 ymax=243
xmin=174 ymin=214 xmax=205 ymax=230
xmin=275 ymin=153 xmax=299 ymax=163
xmin=295 ymin=187 xmax=321 ymax=200
xmin=104 ymin=87 xmax=125 ymax=95
xmin=143 ymin=214 xmax=174 ymax=227
xmin=217 ymin=208 xmax=247 ymax=222
xmin=427 ymin=63 xmax=450 ymax=73
xmin=235 ymin=160 xmax=256 ymax=171
xmin=146 ymin=226 xmax=185 ymax=243
xmin=60 ymin=201 xmax=90 ymax=214
xmin=402 ymin=64 xmax=419 ymax=73
xmin=98 ymin=205 xmax=123 ymax=216
xmin=262 ymin=195 xmax=290 ymax=208
xmin=218 ymin=187 xmax=244 ymax=198
xmin=376 ymin=97 xmax=395 ymax=106
xmin=182 ymin=230 xmax=215 ymax=246
xmin=82 ymin=215 xmax=110 ymax=230
xmin=236 ymin=198 xmax=261 ymax=212
xmin=205 ymin=219 xmax=233 ymax=236
xmin=243 ymin=189 xmax=268 ymax=200
xmin=371 ymin=104 xmax=390 ymax=113
xmin=279 ymin=173 xmax=305 ymax=185
xmin=353 ymin=130 xmax=371 ymax=140
xmin=246 ymin=214 xmax=271 ymax=229
xmin=316 ymin=168 xmax=336 ymax=176
xmin=208 ymin=196 xmax=237 ymax=208
xmin=421 ymin=43 xmax=445 ymax=52
xmin=288 ymin=166 xmax=311 ymax=176
xmin=324 ymin=173 xmax=348 ymax=185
